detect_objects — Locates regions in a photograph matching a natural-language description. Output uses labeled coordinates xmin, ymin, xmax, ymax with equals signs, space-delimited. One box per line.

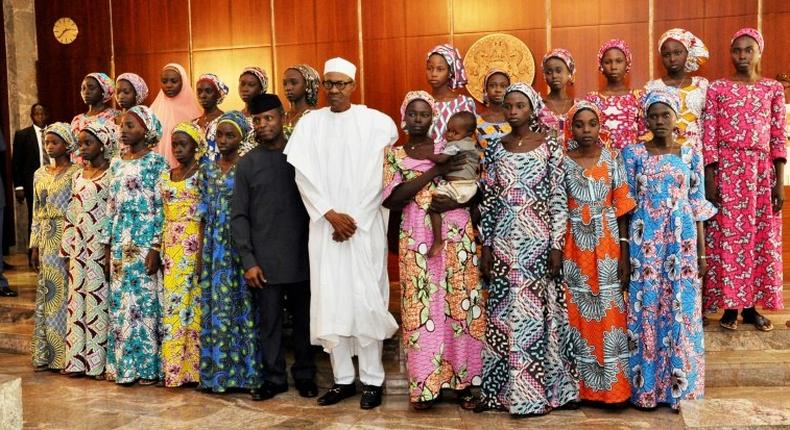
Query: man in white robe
xmin=284 ymin=57 xmax=399 ymax=409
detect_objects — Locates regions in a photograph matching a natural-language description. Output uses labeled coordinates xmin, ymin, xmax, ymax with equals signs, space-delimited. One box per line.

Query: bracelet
xmin=619 ymin=238 xmax=629 ymax=243
xmin=698 ymin=255 xmax=707 ymax=260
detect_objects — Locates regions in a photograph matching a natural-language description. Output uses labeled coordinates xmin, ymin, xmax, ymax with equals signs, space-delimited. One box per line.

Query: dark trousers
xmin=253 ymin=280 xmax=316 ymax=385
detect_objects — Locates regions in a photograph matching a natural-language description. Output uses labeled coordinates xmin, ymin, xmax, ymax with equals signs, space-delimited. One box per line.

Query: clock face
xmin=53 ymin=17 xmax=78 ymax=45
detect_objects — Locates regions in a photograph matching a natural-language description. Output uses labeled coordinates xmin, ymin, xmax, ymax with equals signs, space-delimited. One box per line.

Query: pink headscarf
xmin=598 ymin=39 xmax=632 ymax=74
xmin=149 ymin=63 xmax=202 ymax=167
xmin=543 ymin=48 xmax=576 ymax=82
xmin=731 ymin=27 xmax=764 ymax=53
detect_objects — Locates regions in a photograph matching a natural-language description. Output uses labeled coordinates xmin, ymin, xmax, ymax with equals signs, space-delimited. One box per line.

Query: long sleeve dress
xmin=622 ymin=143 xmax=716 ymax=409
xmin=62 ymin=168 xmax=111 ymax=376
xmin=702 ymin=78 xmax=787 ymax=312
xmin=479 ymin=136 xmax=579 ymax=415
xmin=31 ymin=164 xmax=81 ymax=369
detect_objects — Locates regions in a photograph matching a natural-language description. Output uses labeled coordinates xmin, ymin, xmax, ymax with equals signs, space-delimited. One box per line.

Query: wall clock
xmin=53 ymin=17 xmax=78 ymax=45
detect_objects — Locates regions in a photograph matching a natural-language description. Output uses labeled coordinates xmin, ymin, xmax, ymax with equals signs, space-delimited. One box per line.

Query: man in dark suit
xmin=12 ymin=103 xmax=48 ymax=268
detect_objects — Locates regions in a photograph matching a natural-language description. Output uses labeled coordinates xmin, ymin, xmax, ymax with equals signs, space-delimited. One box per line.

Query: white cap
xmin=324 ymin=57 xmax=356 ymax=80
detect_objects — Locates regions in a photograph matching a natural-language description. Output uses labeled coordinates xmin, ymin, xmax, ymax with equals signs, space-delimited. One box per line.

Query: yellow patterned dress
xmin=159 ymin=170 xmax=204 ymax=387
xmin=31 ymin=164 xmax=80 ymax=369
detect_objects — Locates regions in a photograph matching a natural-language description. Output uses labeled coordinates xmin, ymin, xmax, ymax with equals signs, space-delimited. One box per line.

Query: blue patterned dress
xmin=198 ymin=162 xmax=260 ymax=392
xmin=101 ymin=151 xmax=169 ymax=383
xmin=479 ymin=137 xmax=579 ymax=414
xmin=621 ymin=143 xmax=716 ymax=409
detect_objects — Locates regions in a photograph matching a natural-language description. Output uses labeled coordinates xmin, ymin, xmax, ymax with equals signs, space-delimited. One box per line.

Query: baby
xmin=428 ymin=111 xmax=481 ymax=257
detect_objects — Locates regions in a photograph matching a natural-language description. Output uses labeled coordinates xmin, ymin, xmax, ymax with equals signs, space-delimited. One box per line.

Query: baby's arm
xmin=426 ymin=153 xmax=452 ymax=163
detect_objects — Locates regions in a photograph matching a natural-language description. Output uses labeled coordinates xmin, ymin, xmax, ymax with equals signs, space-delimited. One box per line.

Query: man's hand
xmin=244 ymin=265 xmax=267 ymax=289
xmin=325 ymin=210 xmax=357 ymax=242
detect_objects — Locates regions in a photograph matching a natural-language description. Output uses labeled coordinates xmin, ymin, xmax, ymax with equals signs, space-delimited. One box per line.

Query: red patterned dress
xmin=585 ymin=91 xmax=645 ymax=150
xmin=431 ymin=94 xmax=476 ymax=143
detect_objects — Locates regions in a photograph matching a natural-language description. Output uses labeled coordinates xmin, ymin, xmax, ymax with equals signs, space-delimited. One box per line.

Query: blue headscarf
xmin=217 ymin=110 xmax=252 ymax=140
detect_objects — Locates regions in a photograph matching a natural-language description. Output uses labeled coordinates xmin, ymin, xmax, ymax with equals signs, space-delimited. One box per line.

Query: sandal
xmin=139 ymin=378 xmax=158 ymax=386
xmin=457 ymin=387 xmax=476 ymax=410
xmin=719 ymin=310 xmax=738 ymax=331
xmin=411 ymin=399 xmax=436 ymax=410
xmin=742 ymin=310 xmax=774 ymax=332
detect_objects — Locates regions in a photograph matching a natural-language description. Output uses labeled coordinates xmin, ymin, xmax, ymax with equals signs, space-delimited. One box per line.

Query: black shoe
xmin=0 ymin=287 xmax=17 ymax=297
xmin=295 ymin=379 xmax=318 ymax=398
xmin=317 ymin=383 xmax=356 ymax=406
xmin=360 ymin=384 xmax=383 ymax=410
xmin=250 ymin=381 xmax=288 ymax=401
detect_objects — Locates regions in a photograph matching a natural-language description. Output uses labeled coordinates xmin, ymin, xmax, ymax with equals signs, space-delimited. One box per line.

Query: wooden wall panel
xmin=453 ymin=0 xmax=545 ymax=32
xmin=111 ymin=0 xmax=190 ymax=56
xmin=190 ymin=0 xmax=272 ymax=49
xmin=761 ymin=12 xmax=790 ymax=79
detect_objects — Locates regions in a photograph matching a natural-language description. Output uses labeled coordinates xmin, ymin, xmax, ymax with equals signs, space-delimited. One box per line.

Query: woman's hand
xmin=549 ymin=249 xmax=563 ymax=279
xmin=103 ymin=245 xmax=111 ymax=282
xmin=704 ymin=166 xmax=720 ymax=205
xmin=31 ymin=247 xmax=39 ymax=272
xmin=480 ymin=246 xmax=493 ymax=281
xmin=432 ymin=154 xmax=467 ymax=177
xmin=618 ymin=244 xmax=631 ymax=291
xmin=772 ymin=182 xmax=784 ymax=214
xmin=144 ymin=249 xmax=161 ymax=275
xmin=698 ymin=256 xmax=709 ymax=278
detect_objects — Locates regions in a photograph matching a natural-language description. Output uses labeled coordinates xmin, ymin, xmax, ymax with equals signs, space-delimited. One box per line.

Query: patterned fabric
xmin=71 ymin=109 xmax=120 ymax=137
xmin=562 ymin=147 xmax=635 ymax=403
xmin=82 ymin=119 xmax=120 ymax=159
xmin=86 ymin=72 xmax=115 ymax=103
xmin=585 ymin=90 xmax=645 ymax=150
xmin=642 ymin=88 xmax=681 ymax=116
xmin=731 ymin=27 xmax=764 ymax=53
xmin=540 ymin=105 xmax=576 ymax=139
xmin=116 ymin=73 xmax=149 ymax=105
xmin=287 ymin=64 xmax=321 ymax=106
xmin=159 ymin=170 xmax=203 ymax=387
xmin=197 ymin=73 xmax=229 ymax=104
xmin=241 ymin=66 xmax=269 ymax=93
xmin=431 ymin=94 xmax=477 ymax=143
xmin=478 ymin=136 xmax=579 ymax=414
xmin=199 ymin=162 xmax=260 ymax=392
xmin=658 ymin=28 xmax=709 ymax=73
xmin=598 ymin=39 xmax=632 ymax=74
xmin=44 ymin=122 xmax=79 ymax=153
xmin=475 ymin=116 xmax=511 ymax=150
xmin=399 ymin=90 xmax=437 ymax=132
xmin=644 ymin=77 xmax=709 ymax=151
xmin=102 ymin=151 xmax=169 ymax=383
xmin=31 ymin=164 xmax=81 ymax=369
xmin=702 ymin=79 xmax=787 ymax=311
xmin=622 ymin=143 xmax=716 ymax=409
xmin=128 ymin=105 xmax=164 ymax=148
xmin=382 ymin=143 xmax=486 ymax=403
xmin=193 ymin=116 xmax=221 ymax=163
xmin=543 ymin=48 xmax=576 ymax=82
xmin=172 ymin=121 xmax=208 ymax=160
xmin=62 ymin=168 xmax=111 ymax=375
xmin=427 ymin=44 xmax=468 ymax=89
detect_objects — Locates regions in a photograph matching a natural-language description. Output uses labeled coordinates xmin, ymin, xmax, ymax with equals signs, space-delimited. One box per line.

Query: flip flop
xmin=719 ymin=317 xmax=738 ymax=330
xmin=743 ymin=312 xmax=774 ymax=332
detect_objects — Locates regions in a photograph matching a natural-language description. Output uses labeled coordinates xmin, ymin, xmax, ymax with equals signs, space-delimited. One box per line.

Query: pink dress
xmin=702 ymin=79 xmax=787 ymax=312
xmin=431 ymin=94 xmax=477 ymax=143
xmin=383 ymin=143 xmax=485 ymax=403
xmin=585 ymin=91 xmax=645 ymax=150
xmin=71 ymin=109 xmax=120 ymax=135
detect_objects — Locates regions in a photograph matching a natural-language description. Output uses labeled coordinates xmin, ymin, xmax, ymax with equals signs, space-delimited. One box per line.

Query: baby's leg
xmin=428 ymin=210 xmax=443 ymax=258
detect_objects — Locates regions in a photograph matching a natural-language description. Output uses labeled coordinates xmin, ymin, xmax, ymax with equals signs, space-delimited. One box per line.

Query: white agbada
xmin=284 ymin=104 xmax=399 ymax=353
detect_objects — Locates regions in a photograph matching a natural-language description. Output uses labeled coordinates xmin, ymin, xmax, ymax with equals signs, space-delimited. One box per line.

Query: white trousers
xmin=329 ymin=336 xmax=385 ymax=386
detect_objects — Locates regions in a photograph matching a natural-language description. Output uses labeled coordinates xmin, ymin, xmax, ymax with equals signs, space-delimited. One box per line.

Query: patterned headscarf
xmin=504 ymin=82 xmax=545 ymax=117
xmin=197 ymin=73 xmax=230 ymax=104
xmin=642 ymin=88 xmax=681 ymax=118
xmin=44 ymin=122 xmax=78 ymax=153
xmin=482 ymin=68 xmax=510 ymax=104
xmin=241 ymin=67 xmax=269 ymax=93
xmin=658 ymin=28 xmax=709 ymax=73
xmin=127 ymin=105 xmax=163 ymax=148
xmin=427 ymin=44 xmax=468 ymax=89
xmin=85 ymin=72 xmax=115 ymax=103
xmin=116 ymin=72 xmax=149 ymax=105
xmin=542 ymin=48 xmax=577 ymax=82
xmin=287 ymin=64 xmax=321 ymax=106
xmin=217 ymin=110 xmax=252 ymax=140
xmin=563 ymin=100 xmax=610 ymax=149
xmin=598 ymin=39 xmax=632 ymax=74
xmin=731 ymin=27 xmax=764 ymax=53
xmin=399 ymin=90 xmax=437 ymax=133
xmin=172 ymin=121 xmax=208 ymax=160
xmin=82 ymin=119 xmax=119 ymax=159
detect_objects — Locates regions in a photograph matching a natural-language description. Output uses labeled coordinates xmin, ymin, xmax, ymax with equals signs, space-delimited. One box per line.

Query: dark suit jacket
xmin=12 ymin=126 xmax=41 ymax=200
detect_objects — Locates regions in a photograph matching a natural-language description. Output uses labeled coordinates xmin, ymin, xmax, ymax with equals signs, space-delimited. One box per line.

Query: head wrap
xmin=197 ymin=73 xmax=230 ymax=104
xmin=44 ymin=122 xmax=78 ymax=154
xmin=241 ymin=66 xmax=269 ymax=93
xmin=642 ymin=88 xmax=681 ymax=118
xmin=287 ymin=64 xmax=321 ymax=106
xmin=323 ymin=57 xmax=357 ymax=81
xmin=399 ymin=90 xmax=437 ymax=133
xmin=563 ymin=100 xmax=609 ymax=149
xmin=427 ymin=44 xmax=469 ymax=89
xmin=172 ymin=121 xmax=207 ymax=160
xmin=542 ymin=48 xmax=577 ymax=82
xmin=116 ymin=72 xmax=149 ymax=105
xmin=731 ymin=27 xmax=764 ymax=54
xmin=504 ymin=82 xmax=545 ymax=117
xmin=658 ymin=28 xmax=709 ymax=72
xmin=127 ymin=105 xmax=163 ymax=148
xmin=85 ymin=72 xmax=115 ymax=103
xmin=597 ymin=39 xmax=632 ymax=74
xmin=217 ymin=110 xmax=252 ymax=140
xmin=82 ymin=119 xmax=119 ymax=159
xmin=249 ymin=94 xmax=283 ymax=115
xmin=482 ymin=68 xmax=510 ymax=104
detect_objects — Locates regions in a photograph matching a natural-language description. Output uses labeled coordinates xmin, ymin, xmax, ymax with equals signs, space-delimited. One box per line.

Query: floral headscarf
xmin=82 ymin=118 xmax=119 ymax=159
xmin=127 ymin=105 xmax=163 ymax=148
xmin=241 ymin=66 xmax=269 ymax=93
xmin=44 ymin=122 xmax=78 ymax=153
xmin=85 ymin=72 xmax=115 ymax=103
xmin=427 ymin=44 xmax=469 ymax=89
xmin=116 ymin=72 xmax=149 ymax=105
xmin=197 ymin=73 xmax=230 ymax=104
xmin=504 ymin=82 xmax=545 ymax=117
xmin=642 ymin=88 xmax=681 ymax=118
xmin=658 ymin=28 xmax=709 ymax=73
xmin=172 ymin=121 xmax=208 ymax=160
xmin=482 ymin=68 xmax=510 ymax=104
xmin=217 ymin=110 xmax=252 ymax=140
xmin=598 ymin=39 xmax=632 ymax=74
xmin=399 ymin=90 xmax=437 ymax=133
xmin=287 ymin=64 xmax=321 ymax=106
xmin=542 ymin=48 xmax=577 ymax=82
xmin=563 ymin=100 xmax=610 ymax=150
xmin=731 ymin=27 xmax=764 ymax=53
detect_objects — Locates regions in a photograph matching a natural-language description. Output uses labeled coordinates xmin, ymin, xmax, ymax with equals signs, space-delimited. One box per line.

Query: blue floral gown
xmin=621 ymin=143 xmax=716 ymax=409
xmin=101 ymin=151 xmax=169 ymax=383
xmin=198 ymin=162 xmax=260 ymax=392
